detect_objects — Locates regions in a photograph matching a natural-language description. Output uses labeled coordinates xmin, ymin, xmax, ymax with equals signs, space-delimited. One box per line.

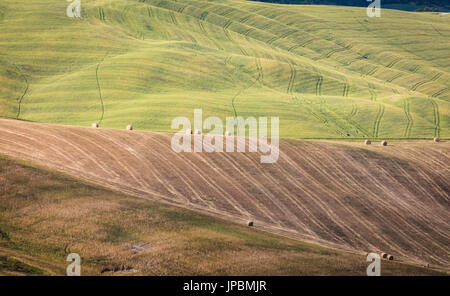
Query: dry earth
xmin=0 ymin=119 xmax=448 ymax=270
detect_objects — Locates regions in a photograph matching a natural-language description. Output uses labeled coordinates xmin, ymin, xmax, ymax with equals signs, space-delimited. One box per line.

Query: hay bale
xmin=387 ymin=255 xmax=394 ymax=261
xmin=247 ymin=221 xmax=254 ymax=227
xmin=381 ymin=252 xmax=387 ymax=259
xmin=365 ymin=140 xmax=372 ymax=145
xmin=186 ymin=129 xmax=192 ymax=135
xmin=194 ymin=129 xmax=202 ymax=135
xmin=225 ymin=130 xmax=232 ymax=137
xmin=91 ymin=123 xmax=99 ymax=128
xmin=434 ymin=137 xmax=440 ymax=143
xmin=381 ymin=140 xmax=387 ymax=146
xmin=126 ymin=125 xmax=133 ymax=131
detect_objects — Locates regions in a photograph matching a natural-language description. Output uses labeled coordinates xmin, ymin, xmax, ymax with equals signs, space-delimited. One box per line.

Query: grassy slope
xmin=0 ymin=0 xmax=449 ymax=139
xmin=0 ymin=154 xmax=444 ymax=275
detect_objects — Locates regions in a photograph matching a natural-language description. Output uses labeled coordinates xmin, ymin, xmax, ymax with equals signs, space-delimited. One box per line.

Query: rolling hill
xmin=1 ymin=150 xmax=444 ymax=275
xmin=0 ymin=0 xmax=449 ymax=139
xmin=0 ymin=119 xmax=448 ymax=271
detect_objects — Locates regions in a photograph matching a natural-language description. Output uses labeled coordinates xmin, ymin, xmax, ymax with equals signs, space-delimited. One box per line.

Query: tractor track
xmin=429 ymin=98 xmax=441 ymax=138
xmin=372 ymin=103 xmax=385 ymax=138
xmin=403 ymin=98 xmax=413 ymax=138
xmin=12 ymin=65 xmax=29 ymax=120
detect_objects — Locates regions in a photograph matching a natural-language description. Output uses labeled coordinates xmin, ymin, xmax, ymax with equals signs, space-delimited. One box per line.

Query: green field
xmin=0 ymin=0 xmax=449 ymax=139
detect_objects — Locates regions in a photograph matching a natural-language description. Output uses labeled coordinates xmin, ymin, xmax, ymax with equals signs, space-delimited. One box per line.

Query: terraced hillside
xmin=0 ymin=119 xmax=448 ymax=270
xmin=0 ymin=0 xmax=449 ymax=138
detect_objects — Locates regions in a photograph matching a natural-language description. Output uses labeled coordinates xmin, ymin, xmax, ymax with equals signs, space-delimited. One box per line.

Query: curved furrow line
xmin=286 ymin=62 xmax=296 ymax=94
xmin=235 ymin=150 xmax=317 ymax=233
xmin=316 ymin=98 xmax=367 ymax=137
xmin=0 ymin=129 xmax=77 ymax=167
xmin=0 ymin=125 xmax=116 ymax=179
xmin=349 ymin=103 xmax=357 ymax=118
xmin=386 ymin=57 xmax=402 ymax=68
xmin=198 ymin=10 xmax=209 ymax=21
xmin=98 ymin=7 xmax=105 ymax=22
xmin=199 ymin=144 xmax=296 ymax=226
xmin=169 ymin=10 xmax=178 ymax=25
xmin=371 ymin=160 xmax=448 ymax=233
xmin=239 ymin=14 xmax=252 ymax=24
xmin=318 ymin=105 xmax=348 ymax=137
xmin=95 ymin=53 xmax=108 ymax=126
xmin=342 ymin=79 xmax=349 ymax=97
xmin=322 ymin=45 xmax=348 ymax=59
xmin=293 ymin=98 xmax=345 ymax=136
xmin=411 ymin=79 xmax=429 ymax=91
xmin=432 ymin=87 xmax=449 ymax=98
xmin=239 ymin=153 xmax=323 ymax=236
xmin=331 ymin=149 xmax=449 ymax=261
xmin=279 ymin=145 xmax=380 ymax=237
xmin=431 ymin=72 xmax=443 ymax=81
xmin=361 ymin=145 xmax=450 ymax=213
xmin=231 ymin=58 xmax=262 ymax=118
xmin=410 ymin=65 xmax=420 ymax=73
xmin=12 ymin=65 xmax=28 ymax=120
xmin=403 ymin=98 xmax=413 ymax=138
xmin=368 ymin=83 xmax=377 ymax=101
xmin=198 ymin=20 xmax=224 ymax=51
xmin=429 ymin=98 xmax=440 ymax=138
xmin=271 ymin=162 xmax=369 ymax=242
xmin=385 ymin=155 xmax=449 ymax=215
xmin=406 ymin=148 xmax=450 ymax=173
xmin=367 ymin=162 xmax=450 ymax=259
xmin=242 ymin=27 xmax=254 ymax=37
xmin=393 ymin=150 xmax=450 ymax=201
xmin=150 ymin=135 xmax=273 ymax=221
xmin=94 ymin=130 xmax=191 ymax=204
xmin=290 ymin=145 xmax=414 ymax=247
xmin=97 ymin=131 xmax=208 ymax=207
xmin=273 ymin=157 xmax=356 ymax=244
xmin=315 ymin=75 xmax=323 ymax=96
xmin=280 ymin=144 xmax=396 ymax=249
xmin=372 ymin=103 xmax=384 ymax=138
xmin=256 ymin=57 xmax=263 ymax=83
xmin=386 ymin=72 xmax=402 ymax=83
xmin=223 ymin=28 xmax=248 ymax=56
xmin=65 ymin=129 xmax=151 ymax=190
xmin=266 ymin=157 xmax=342 ymax=238
xmin=192 ymin=140 xmax=291 ymax=225
xmin=366 ymin=66 xmax=379 ymax=76
xmin=211 ymin=141 xmax=329 ymax=228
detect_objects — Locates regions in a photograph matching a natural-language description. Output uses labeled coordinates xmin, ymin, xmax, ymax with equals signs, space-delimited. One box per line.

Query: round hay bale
xmin=126 ymin=125 xmax=133 ymax=131
xmin=186 ymin=129 xmax=192 ymax=135
xmin=381 ymin=140 xmax=387 ymax=146
xmin=247 ymin=221 xmax=254 ymax=227
xmin=365 ymin=140 xmax=372 ymax=145
xmin=225 ymin=130 xmax=232 ymax=137
xmin=91 ymin=123 xmax=99 ymax=128
xmin=434 ymin=137 xmax=440 ymax=143
xmin=381 ymin=252 xmax=388 ymax=259
xmin=194 ymin=129 xmax=202 ymax=135
xmin=387 ymin=255 xmax=394 ymax=261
